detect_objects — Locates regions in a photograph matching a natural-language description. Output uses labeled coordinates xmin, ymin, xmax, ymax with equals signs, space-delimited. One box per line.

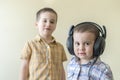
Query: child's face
xmin=36 ymin=11 xmax=57 ymax=37
xmin=73 ymin=31 xmax=95 ymax=63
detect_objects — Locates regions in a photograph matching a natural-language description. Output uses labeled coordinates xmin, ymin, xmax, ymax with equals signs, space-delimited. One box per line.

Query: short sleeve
xmin=67 ymin=57 xmax=76 ymax=80
xmin=20 ymin=41 xmax=32 ymax=60
xmin=61 ymin=45 xmax=67 ymax=62
xmin=100 ymin=65 xmax=114 ymax=80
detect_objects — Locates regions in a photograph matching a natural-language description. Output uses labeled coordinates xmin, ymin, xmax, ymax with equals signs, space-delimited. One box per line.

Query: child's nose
xmin=46 ymin=22 xmax=51 ymax=27
xmin=79 ymin=44 xmax=85 ymax=51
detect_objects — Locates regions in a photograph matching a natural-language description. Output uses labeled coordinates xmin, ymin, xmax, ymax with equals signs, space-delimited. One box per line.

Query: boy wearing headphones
xmin=66 ymin=22 xmax=113 ymax=80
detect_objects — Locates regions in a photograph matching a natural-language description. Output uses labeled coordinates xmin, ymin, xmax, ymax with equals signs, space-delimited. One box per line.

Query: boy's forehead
xmin=74 ymin=31 xmax=95 ymax=35
xmin=39 ymin=12 xmax=57 ymax=20
xmin=40 ymin=11 xmax=57 ymax=16
xmin=73 ymin=31 xmax=96 ymax=40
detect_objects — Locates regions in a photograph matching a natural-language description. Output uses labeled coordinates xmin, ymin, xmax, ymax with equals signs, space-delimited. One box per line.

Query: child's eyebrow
xmin=50 ymin=19 xmax=55 ymax=21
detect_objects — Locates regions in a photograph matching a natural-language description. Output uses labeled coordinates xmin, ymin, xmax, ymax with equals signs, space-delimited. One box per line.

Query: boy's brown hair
xmin=36 ymin=7 xmax=57 ymax=21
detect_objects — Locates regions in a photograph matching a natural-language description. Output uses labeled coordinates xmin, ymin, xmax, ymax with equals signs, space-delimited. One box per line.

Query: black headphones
xmin=66 ymin=22 xmax=106 ymax=57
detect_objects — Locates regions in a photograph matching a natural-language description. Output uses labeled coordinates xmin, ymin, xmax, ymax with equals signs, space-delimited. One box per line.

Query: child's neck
xmin=79 ymin=59 xmax=91 ymax=65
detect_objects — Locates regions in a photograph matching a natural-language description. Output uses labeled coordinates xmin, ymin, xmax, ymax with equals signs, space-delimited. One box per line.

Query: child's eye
xmin=75 ymin=42 xmax=80 ymax=47
xmin=43 ymin=20 xmax=47 ymax=23
xmin=50 ymin=21 xmax=54 ymax=24
xmin=85 ymin=42 xmax=90 ymax=46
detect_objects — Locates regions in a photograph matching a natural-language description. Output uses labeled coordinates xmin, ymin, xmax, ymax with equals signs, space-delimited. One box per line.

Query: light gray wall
xmin=0 ymin=0 xmax=120 ymax=80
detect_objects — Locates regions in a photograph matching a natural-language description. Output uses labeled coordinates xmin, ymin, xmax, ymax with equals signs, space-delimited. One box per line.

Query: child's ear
xmin=35 ymin=22 xmax=38 ymax=29
xmin=35 ymin=22 xmax=38 ymax=28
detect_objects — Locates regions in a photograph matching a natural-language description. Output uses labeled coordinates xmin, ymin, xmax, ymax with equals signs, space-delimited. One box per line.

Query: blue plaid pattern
xmin=67 ymin=56 xmax=113 ymax=80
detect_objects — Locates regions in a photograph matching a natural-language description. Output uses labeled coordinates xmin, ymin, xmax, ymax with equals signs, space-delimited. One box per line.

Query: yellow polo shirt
xmin=21 ymin=35 xmax=67 ymax=80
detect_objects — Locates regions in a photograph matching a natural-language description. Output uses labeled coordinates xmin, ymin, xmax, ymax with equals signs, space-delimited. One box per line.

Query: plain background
xmin=0 ymin=0 xmax=120 ymax=80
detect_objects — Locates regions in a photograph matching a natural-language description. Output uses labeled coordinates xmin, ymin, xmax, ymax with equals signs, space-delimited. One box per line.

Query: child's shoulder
xmin=54 ymin=40 xmax=64 ymax=47
xmin=23 ymin=35 xmax=39 ymax=46
xmin=90 ymin=58 xmax=113 ymax=78
xmin=67 ymin=56 xmax=79 ymax=69
xmin=93 ymin=58 xmax=111 ymax=71
xmin=55 ymin=41 xmax=62 ymax=45
xmin=69 ymin=56 xmax=77 ymax=64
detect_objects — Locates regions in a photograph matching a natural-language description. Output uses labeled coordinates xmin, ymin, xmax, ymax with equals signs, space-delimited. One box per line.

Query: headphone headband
xmin=75 ymin=22 xmax=106 ymax=39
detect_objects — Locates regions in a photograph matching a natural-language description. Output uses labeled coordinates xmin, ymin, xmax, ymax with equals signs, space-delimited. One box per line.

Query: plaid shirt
xmin=67 ymin=56 xmax=113 ymax=80
xmin=21 ymin=35 xmax=67 ymax=80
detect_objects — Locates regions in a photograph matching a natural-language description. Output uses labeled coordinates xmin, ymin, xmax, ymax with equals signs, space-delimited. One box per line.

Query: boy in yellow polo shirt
xmin=19 ymin=7 xmax=67 ymax=80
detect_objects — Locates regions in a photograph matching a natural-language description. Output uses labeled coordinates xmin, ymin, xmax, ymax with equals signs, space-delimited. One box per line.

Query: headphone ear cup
xmin=93 ymin=36 xmax=105 ymax=57
xmin=66 ymin=35 xmax=74 ymax=55
xmin=66 ymin=25 xmax=75 ymax=55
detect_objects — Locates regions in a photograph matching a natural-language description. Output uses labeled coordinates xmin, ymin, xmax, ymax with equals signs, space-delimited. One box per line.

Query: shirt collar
xmin=35 ymin=34 xmax=56 ymax=43
xmin=74 ymin=56 xmax=100 ymax=66
xmin=87 ymin=57 xmax=100 ymax=65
